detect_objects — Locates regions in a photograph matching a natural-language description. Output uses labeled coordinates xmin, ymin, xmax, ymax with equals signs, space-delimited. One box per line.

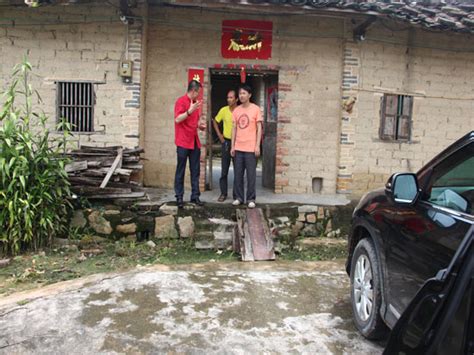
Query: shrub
xmin=0 ymin=58 xmax=72 ymax=255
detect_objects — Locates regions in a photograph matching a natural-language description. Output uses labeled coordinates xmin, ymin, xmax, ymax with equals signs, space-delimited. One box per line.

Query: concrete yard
xmin=0 ymin=261 xmax=383 ymax=354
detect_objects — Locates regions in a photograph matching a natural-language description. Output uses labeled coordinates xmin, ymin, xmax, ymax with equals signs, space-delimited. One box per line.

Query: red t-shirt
xmin=174 ymin=94 xmax=201 ymax=149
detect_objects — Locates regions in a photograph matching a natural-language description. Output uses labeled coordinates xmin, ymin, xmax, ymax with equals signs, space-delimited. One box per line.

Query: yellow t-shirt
xmin=215 ymin=106 xmax=234 ymax=139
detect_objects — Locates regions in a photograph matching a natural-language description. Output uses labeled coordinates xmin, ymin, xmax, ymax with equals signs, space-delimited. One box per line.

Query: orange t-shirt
xmin=232 ymin=103 xmax=263 ymax=153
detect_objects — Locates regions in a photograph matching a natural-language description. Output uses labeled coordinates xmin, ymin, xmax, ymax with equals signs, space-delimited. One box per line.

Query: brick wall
xmin=143 ymin=6 xmax=344 ymax=194
xmin=0 ymin=1 xmax=146 ymax=149
xmin=344 ymin=23 xmax=474 ymax=197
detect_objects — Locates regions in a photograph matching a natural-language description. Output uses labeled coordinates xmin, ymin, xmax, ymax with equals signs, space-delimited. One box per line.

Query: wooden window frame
xmin=56 ymin=81 xmax=95 ymax=133
xmin=380 ymin=94 xmax=413 ymax=142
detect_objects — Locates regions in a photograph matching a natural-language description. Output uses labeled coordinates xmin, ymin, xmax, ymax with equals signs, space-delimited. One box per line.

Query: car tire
xmin=350 ymin=238 xmax=388 ymax=339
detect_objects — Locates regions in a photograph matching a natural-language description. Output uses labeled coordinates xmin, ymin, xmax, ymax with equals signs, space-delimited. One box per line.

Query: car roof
xmin=417 ymin=131 xmax=474 ymax=176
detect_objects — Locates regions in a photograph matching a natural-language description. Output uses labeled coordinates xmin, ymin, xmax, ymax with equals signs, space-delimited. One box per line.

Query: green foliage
xmin=0 ymin=58 xmax=72 ymax=256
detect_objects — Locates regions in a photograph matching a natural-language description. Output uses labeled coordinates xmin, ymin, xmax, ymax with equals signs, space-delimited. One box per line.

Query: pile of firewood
xmin=65 ymin=146 xmax=145 ymax=199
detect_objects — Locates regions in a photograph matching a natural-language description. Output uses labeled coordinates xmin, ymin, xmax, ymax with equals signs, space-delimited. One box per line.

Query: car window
xmin=423 ymin=147 xmax=474 ymax=215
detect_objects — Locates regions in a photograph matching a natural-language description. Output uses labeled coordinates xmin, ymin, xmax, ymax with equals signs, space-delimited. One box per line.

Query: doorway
xmin=206 ymin=68 xmax=279 ymax=196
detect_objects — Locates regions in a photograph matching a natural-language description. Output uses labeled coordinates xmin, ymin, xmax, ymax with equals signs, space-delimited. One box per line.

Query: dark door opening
xmin=207 ymin=69 xmax=279 ymax=195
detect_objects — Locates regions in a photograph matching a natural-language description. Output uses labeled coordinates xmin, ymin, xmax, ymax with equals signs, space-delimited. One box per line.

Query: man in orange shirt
xmin=231 ymin=85 xmax=263 ymax=208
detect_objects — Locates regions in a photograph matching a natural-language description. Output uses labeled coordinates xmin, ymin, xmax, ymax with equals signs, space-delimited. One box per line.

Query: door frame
xmin=206 ymin=66 xmax=279 ymax=192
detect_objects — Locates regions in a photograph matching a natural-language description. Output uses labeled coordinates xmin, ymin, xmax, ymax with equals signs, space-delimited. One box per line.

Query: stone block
xmin=195 ymin=240 xmax=214 ymax=250
xmin=154 ymin=215 xmax=178 ymax=239
xmin=298 ymin=205 xmax=318 ymax=213
xmin=71 ymin=210 xmax=87 ymax=229
xmin=116 ymin=223 xmax=137 ymax=234
xmin=88 ymin=211 xmax=112 ymax=235
xmin=318 ymin=207 xmax=325 ymax=219
xmin=178 ymin=216 xmax=195 ymax=238
xmin=306 ymin=213 xmax=317 ymax=224
xmin=159 ymin=203 xmax=178 ymax=216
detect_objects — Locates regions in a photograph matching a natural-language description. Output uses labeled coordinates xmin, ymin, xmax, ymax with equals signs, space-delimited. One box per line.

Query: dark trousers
xmin=174 ymin=145 xmax=200 ymax=201
xmin=234 ymin=150 xmax=257 ymax=203
xmin=219 ymin=139 xmax=235 ymax=199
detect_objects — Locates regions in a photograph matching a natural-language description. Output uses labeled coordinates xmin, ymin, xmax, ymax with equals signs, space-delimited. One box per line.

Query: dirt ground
xmin=0 ymin=260 xmax=384 ymax=354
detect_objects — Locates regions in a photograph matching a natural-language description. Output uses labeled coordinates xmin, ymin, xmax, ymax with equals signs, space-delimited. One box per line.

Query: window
xmin=423 ymin=144 xmax=474 ymax=214
xmin=56 ymin=81 xmax=95 ymax=132
xmin=380 ymin=94 xmax=413 ymax=141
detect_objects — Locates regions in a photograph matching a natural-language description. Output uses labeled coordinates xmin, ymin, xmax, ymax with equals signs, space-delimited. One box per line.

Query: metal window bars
xmin=56 ymin=81 xmax=95 ymax=132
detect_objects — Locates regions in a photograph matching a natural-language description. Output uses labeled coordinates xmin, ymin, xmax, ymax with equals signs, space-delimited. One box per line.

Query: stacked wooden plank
xmin=65 ymin=146 xmax=146 ymax=199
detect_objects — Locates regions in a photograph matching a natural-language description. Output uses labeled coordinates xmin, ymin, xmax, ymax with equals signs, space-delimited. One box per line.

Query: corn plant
xmin=0 ymin=58 xmax=72 ymax=256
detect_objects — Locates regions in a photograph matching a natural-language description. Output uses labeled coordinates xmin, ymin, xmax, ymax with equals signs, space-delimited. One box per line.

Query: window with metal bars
xmin=56 ymin=81 xmax=95 ymax=132
xmin=380 ymin=94 xmax=413 ymax=142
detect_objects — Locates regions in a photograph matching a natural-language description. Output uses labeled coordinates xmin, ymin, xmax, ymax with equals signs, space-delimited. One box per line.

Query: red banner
xmin=187 ymin=68 xmax=205 ymax=117
xmin=221 ymin=20 xmax=273 ymax=60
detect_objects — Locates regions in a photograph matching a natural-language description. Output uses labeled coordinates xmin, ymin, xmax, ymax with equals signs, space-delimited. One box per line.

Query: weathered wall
xmin=0 ymin=2 xmax=145 ymax=149
xmin=143 ymin=6 xmax=344 ymax=194
xmin=343 ymin=23 xmax=474 ymax=197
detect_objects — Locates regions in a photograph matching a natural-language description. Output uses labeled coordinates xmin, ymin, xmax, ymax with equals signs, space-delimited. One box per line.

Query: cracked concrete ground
xmin=0 ymin=261 xmax=383 ymax=354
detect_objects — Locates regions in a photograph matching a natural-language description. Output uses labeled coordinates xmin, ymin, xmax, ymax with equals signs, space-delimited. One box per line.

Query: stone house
xmin=1 ymin=0 xmax=473 ymax=199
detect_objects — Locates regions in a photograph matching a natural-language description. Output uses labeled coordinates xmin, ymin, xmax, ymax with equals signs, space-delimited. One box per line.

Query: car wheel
xmin=350 ymin=238 xmax=388 ymax=339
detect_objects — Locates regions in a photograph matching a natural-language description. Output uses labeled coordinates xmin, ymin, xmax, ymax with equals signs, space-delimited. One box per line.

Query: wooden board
xmin=100 ymin=148 xmax=123 ymax=188
xmin=234 ymin=208 xmax=275 ymax=262
xmin=246 ymin=208 xmax=275 ymax=261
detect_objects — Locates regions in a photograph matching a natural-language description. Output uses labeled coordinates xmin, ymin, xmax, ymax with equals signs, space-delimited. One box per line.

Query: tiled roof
xmin=241 ymin=1 xmax=474 ymax=34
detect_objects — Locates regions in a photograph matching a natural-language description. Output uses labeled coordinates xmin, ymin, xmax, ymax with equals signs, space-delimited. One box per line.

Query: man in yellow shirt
xmin=213 ymin=89 xmax=238 ymax=202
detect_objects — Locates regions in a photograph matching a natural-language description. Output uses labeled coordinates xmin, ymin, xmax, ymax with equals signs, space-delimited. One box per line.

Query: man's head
xmin=227 ymin=89 xmax=238 ymax=107
xmin=238 ymin=85 xmax=252 ymax=104
xmin=187 ymin=80 xmax=202 ymax=101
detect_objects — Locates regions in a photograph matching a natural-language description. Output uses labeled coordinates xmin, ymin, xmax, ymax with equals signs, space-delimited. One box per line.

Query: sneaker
xmin=217 ymin=194 xmax=227 ymax=202
xmin=248 ymin=201 xmax=256 ymax=209
xmin=232 ymin=199 xmax=241 ymax=206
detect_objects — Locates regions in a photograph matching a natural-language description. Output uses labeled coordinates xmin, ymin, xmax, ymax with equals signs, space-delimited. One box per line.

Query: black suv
xmin=346 ymin=131 xmax=474 ymax=339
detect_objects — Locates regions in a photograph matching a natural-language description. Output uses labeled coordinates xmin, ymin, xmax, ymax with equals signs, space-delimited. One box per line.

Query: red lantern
xmin=240 ymin=66 xmax=246 ymax=83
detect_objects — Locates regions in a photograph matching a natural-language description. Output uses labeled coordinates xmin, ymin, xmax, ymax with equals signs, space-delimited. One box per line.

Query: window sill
xmin=373 ymin=138 xmax=420 ymax=144
xmin=53 ymin=130 xmax=105 ymax=136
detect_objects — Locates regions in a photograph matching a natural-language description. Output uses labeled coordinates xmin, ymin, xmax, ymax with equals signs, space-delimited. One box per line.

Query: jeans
xmin=174 ymin=145 xmax=200 ymax=201
xmin=219 ymin=139 xmax=235 ymax=199
xmin=234 ymin=150 xmax=257 ymax=203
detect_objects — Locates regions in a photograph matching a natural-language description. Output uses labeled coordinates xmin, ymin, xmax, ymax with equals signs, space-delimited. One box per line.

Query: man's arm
xmin=231 ymin=124 xmax=237 ymax=157
xmin=255 ymin=122 xmax=262 ymax=157
xmin=175 ymin=100 xmax=201 ymax=123
xmin=213 ymin=119 xmax=225 ymax=143
xmin=175 ymin=111 xmax=189 ymax=124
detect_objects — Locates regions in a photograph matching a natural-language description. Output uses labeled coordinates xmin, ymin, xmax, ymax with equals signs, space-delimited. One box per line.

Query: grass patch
xmin=0 ymin=239 xmax=238 ymax=296
xmin=0 ymin=238 xmax=347 ymax=296
xmin=279 ymin=243 xmax=348 ymax=262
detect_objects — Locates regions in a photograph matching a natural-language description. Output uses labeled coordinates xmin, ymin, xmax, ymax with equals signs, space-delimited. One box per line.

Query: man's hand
xmin=218 ymin=134 xmax=225 ymax=144
xmin=231 ymin=147 xmax=235 ymax=157
xmin=255 ymin=146 xmax=261 ymax=158
xmin=189 ymin=100 xmax=201 ymax=114
xmin=198 ymin=120 xmax=207 ymax=131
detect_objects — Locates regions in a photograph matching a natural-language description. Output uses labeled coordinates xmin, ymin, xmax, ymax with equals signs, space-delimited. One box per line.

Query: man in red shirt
xmin=174 ymin=80 xmax=206 ymax=208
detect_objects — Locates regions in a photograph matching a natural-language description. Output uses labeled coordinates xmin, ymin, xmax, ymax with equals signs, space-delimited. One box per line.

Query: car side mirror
xmin=386 ymin=173 xmax=419 ymax=204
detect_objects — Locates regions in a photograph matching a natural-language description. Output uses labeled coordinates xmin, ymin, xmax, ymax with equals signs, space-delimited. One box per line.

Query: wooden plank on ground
xmin=85 ymin=191 xmax=145 ymax=199
xmin=65 ymin=161 xmax=88 ymax=173
xmin=236 ymin=208 xmax=275 ymax=262
xmin=246 ymin=208 xmax=275 ymax=261
xmin=100 ymin=148 xmax=123 ymax=188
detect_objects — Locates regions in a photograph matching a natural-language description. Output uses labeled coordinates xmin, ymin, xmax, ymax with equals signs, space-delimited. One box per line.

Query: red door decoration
xmin=240 ymin=66 xmax=246 ymax=83
xmin=187 ymin=68 xmax=205 ymax=117
xmin=221 ymin=20 xmax=273 ymax=60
